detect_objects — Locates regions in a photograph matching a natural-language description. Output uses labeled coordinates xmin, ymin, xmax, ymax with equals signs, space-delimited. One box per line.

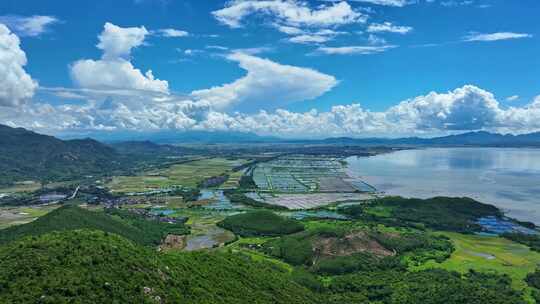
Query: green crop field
xmin=221 ymin=170 xmax=245 ymax=189
xmin=0 ymin=205 xmax=59 ymax=229
xmin=0 ymin=181 xmax=42 ymax=194
xmin=108 ymin=158 xmax=247 ymax=193
xmin=414 ymin=232 xmax=540 ymax=301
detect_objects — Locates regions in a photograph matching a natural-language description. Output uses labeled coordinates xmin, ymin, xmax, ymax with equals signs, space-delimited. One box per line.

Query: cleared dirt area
xmin=313 ymin=231 xmax=395 ymax=258
xmin=160 ymin=234 xmax=187 ymax=251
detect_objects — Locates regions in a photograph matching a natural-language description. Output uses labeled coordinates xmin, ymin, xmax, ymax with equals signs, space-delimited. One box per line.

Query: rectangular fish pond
xmin=477 ymin=216 xmax=538 ymax=235
xmin=198 ymin=189 xmax=242 ymax=210
xmin=283 ymin=210 xmax=349 ymax=220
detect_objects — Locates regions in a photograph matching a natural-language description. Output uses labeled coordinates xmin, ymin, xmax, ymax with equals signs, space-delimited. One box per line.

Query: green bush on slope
xmin=0 ymin=230 xmax=319 ymax=304
xmin=218 ymin=211 xmax=304 ymax=237
xmin=341 ymin=196 xmax=501 ymax=233
xmin=0 ymin=205 xmax=188 ymax=246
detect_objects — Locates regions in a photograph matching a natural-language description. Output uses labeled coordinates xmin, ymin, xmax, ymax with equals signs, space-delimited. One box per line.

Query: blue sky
xmin=0 ymin=0 xmax=539 ymax=138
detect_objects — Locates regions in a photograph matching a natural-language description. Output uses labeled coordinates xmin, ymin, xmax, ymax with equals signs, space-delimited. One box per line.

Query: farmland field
xmin=108 ymin=158 xmax=248 ymax=193
xmin=221 ymin=169 xmax=246 ymax=189
xmin=0 ymin=205 xmax=59 ymax=229
xmin=0 ymin=181 xmax=42 ymax=194
xmin=414 ymin=232 xmax=540 ymax=298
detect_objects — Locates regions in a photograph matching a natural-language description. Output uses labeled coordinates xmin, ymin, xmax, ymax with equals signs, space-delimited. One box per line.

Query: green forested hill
xmin=0 ymin=229 xmax=526 ymax=304
xmin=0 ymin=230 xmax=319 ymax=304
xmin=0 ymin=205 xmax=188 ymax=246
xmin=0 ymin=124 xmax=121 ymax=184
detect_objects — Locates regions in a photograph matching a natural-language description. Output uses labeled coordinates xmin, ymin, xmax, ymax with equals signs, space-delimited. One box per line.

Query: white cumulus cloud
xmin=0 ymin=24 xmax=38 ymax=107
xmin=70 ymin=23 xmax=168 ymax=94
xmin=191 ymin=52 xmax=338 ymax=111
xmin=386 ymin=85 xmax=501 ymax=131
xmin=70 ymin=59 xmax=168 ymax=93
xmin=97 ymin=22 xmax=149 ymax=59
xmin=5 ymin=84 xmax=540 ymax=137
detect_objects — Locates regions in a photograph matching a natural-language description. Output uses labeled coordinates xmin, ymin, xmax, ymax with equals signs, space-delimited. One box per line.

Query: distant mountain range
xmin=313 ymin=131 xmax=540 ymax=147
xmin=61 ymin=130 xmax=280 ymax=144
xmin=109 ymin=140 xmax=197 ymax=156
xmin=104 ymin=129 xmax=540 ymax=146
xmin=2 ymin=123 xmax=540 ymax=185
xmin=58 ymin=129 xmax=540 ymax=146
xmin=0 ymin=124 xmax=121 ymax=184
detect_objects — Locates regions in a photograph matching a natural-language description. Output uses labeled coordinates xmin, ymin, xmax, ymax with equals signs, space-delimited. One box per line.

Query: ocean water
xmin=346 ymin=148 xmax=540 ymax=224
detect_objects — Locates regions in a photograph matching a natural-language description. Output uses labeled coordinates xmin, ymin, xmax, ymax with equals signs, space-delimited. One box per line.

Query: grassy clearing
xmin=414 ymin=232 xmax=540 ymax=300
xmin=108 ymin=158 xmax=247 ymax=193
xmin=0 ymin=181 xmax=41 ymax=193
xmin=364 ymin=205 xmax=393 ymax=217
xmin=0 ymin=205 xmax=59 ymax=229
xmin=165 ymin=196 xmax=186 ymax=208
xmin=226 ymin=237 xmax=294 ymax=272
xmin=221 ymin=170 xmax=244 ymax=189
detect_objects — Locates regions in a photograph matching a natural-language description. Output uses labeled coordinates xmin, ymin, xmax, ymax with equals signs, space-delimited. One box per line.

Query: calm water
xmin=347 ymin=148 xmax=540 ymax=224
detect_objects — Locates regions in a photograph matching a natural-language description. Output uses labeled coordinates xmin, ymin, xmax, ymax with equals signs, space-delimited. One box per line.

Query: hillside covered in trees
xmin=0 ymin=206 xmax=188 ymax=246
xmin=0 ymin=124 xmax=123 ymax=184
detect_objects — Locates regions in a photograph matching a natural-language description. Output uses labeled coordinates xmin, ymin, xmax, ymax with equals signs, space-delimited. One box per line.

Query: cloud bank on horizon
xmin=0 ymin=0 xmax=538 ymax=138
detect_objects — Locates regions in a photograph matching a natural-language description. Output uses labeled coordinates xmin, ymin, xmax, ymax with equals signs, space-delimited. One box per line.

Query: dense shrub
xmin=370 ymin=232 xmax=454 ymax=265
xmin=328 ymin=269 xmax=525 ymax=304
xmin=341 ymin=196 xmax=502 ymax=233
xmin=313 ymin=253 xmax=402 ymax=275
xmin=0 ymin=206 xmax=188 ymax=246
xmin=0 ymin=230 xmax=319 ymax=304
xmin=526 ymin=269 xmax=540 ymax=289
xmin=264 ymin=234 xmax=313 ymax=265
xmin=218 ymin=211 xmax=304 ymax=237
xmin=291 ymin=268 xmax=325 ymax=292
xmin=223 ymin=190 xmax=288 ymax=210
xmin=264 ymin=226 xmax=453 ymax=270
xmin=172 ymin=188 xmax=201 ymax=202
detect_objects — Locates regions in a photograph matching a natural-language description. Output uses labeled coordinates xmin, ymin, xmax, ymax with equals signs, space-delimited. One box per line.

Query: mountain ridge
xmin=315 ymin=131 xmax=540 ymax=146
xmin=0 ymin=124 xmax=122 ymax=184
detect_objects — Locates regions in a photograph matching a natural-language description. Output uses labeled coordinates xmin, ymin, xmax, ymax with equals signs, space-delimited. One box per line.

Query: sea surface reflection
xmin=347 ymin=148 xmax=540 ymax=224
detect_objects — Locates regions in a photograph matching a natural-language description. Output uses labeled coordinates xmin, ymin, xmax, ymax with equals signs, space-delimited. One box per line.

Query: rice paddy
xmin=108 ymin=158 xmax=248 ymax=193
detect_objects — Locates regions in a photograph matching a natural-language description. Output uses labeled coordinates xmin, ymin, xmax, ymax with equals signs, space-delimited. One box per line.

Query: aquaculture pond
xmin=149 ymin=208 xmax=175 ymax=216
xmin=284 ymin=210 xmax=348 ymax=220
xmin=198 ymin=189 xmax=240 ymax=210
xmin=252 ymin=156 xmax=355 ymax=193
xmin=477 ymin=216 xmax=538 ymax=235
xmin=349 ymin=180 xmax=377 ymax=192
xmin=184 ymin=225 xmax=235 ymax=251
